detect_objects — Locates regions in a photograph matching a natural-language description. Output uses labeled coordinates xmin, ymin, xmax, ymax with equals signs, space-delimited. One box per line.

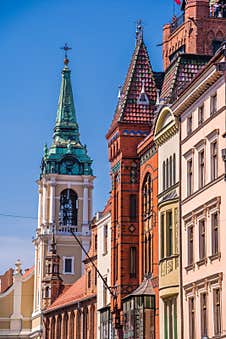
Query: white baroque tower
xmin=31 ymin=51 xmax=94 ymax=337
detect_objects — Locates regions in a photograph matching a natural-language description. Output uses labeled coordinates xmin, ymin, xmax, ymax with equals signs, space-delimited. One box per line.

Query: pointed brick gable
xmin=109 ymin=40 xmax=157 ymax=133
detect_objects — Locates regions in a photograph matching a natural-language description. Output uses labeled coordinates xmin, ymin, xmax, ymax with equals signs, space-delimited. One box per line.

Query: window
xmin=103 ymin=277 xmax=107 ymax=306
xmin=87 ymin=270 xmax=91 ymax=289
xmin=115 ymin=244 xmax=118 ymax=282
xmin=210 ymin=93 xmax=217 ymax=115
xmin=59 ymin=189 xmax=78 ymax=228
xmin=130 ymin=247 xmax=136 ymax=278
xmin=95 ymin=270 xmax=97 ymax=286
xmin=188 ymin=297 xmax=195 ymax=339
xmin=130 ymin=195 xmax=137 ymax=221
xmin=199 ymin=220 xmax=206 ymax=260
xmin=164 ymin=297 xmax=178 ymax=339
xmin=63 ymin=257 xmax=74 ymax=274
xmin=143 ymin=174 xmax=152 ymax=218
xmin=198 ymin=105 xmax=204 ymax=125
xmin=161 ymin=213 xmax=165 ymax=259
xmin=103 ymin=225 xmax=108 ymax=254
xmin=212 ymin=212 xmax=219 ymax=255
xmin=211 ymin=140 xmax=218 ymax=180
xmin=213 ymin=288 xmax=221 ymax=336
xmin=163 ymin=161 xmax=166 ymax=191
xmin=94 ymin=234 xmax=97 ymax=251
xmin=187 ymin=158 xmax=193 ymax=196
xmin=166 ymin=211 xmax=173 ymax=257
xmin=170 ymin=156 xmax=172 ymax=187
xmin=173 ymin=153 xmax=176 ymax=185
xmin=187 ymin=115 xmax=192 ymax=135
xmin=166 ymin=158 xmax=169 ymax=188
xmin=199 ymin=150 xmax=205 ymax=189
xmin=45 ymin=286 xmax=50 ymax=298
xmin=200 ymin=293 xmax=208 ymax=337
xmin=187 ymin=226 xmax=194 ymax=265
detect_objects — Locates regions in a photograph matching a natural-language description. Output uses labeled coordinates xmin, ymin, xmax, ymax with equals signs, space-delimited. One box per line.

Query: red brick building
xmin=162 ymin=0 xmax=226 ymax=70
xmin=106 ymin=23 xmax=163 ymax=338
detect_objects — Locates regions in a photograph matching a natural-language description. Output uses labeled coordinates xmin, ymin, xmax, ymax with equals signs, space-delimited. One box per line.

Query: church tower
xmin=32 ymin=47 xmax=94 ymax=336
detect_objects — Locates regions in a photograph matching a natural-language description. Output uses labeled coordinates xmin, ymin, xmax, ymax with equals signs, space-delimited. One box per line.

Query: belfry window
xmin=59 ymin=189 xmax=78 ymax=227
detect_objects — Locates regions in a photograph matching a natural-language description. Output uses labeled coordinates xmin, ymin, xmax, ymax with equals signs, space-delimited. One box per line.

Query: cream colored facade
xmin=173 ymin=48 xmax=226 ymax=338
xmin=31 ymin=173 xmax=94 ymax=338
xmin=96 ymin=211 xmax=111 ymax=339
xmin=0 ymin=260 xmax=34 ymax=338
xmin=154 ymin=106 xmax=180 ymax=339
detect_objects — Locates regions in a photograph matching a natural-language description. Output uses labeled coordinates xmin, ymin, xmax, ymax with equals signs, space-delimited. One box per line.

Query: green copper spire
xmin=53 ymin=57 xmax=79 ymax=143
xmin=41 ymin=47 xmax=93 ymax=177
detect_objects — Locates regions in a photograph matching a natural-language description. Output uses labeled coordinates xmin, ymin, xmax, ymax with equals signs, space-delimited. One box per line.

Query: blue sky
xmin=0 ymin=0 xmax=181 ymax=273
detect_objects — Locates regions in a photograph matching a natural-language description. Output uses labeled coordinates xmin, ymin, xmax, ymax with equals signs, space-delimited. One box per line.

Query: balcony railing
xmin=170 ymin=13 xmax=185 ymax=33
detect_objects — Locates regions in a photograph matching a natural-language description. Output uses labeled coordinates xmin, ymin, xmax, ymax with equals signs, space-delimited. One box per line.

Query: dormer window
xmin=137 ymin=80 xmax=149 ymax=105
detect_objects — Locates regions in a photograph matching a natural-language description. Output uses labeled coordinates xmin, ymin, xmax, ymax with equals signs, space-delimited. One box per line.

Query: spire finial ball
xmin=64 ymin=58 xmax=69 ymax=66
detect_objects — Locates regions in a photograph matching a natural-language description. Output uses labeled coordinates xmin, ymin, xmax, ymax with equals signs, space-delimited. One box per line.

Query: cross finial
xmin=60 ymin=43 xmax=72 ymax=65
xmin=136 ymin=19 xmax=143 ymax=44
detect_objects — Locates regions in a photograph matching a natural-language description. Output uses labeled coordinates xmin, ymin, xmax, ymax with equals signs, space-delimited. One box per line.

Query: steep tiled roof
xmin=47 ymin=275 xmax=86 ymax=311
xmin=161 ymin=54 xmax=211 ymax=103
xmin=109 ymin=39 xmax=157 ymax=132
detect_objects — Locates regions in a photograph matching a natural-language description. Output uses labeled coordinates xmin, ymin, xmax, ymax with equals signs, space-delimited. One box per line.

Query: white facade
xmin=173 ymin=50 xmax=226 ymax=338
xmin=32 ymin=173 xmax=94 ymax=337
xmin=96 ymin=211 xmax=111 ymax=339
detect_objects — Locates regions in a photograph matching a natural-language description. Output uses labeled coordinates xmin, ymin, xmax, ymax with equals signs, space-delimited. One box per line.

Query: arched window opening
xmin=142 ymin=174 xmax=152 ymax=220
xmin=59 ymin=189 xmax=78 ymax=231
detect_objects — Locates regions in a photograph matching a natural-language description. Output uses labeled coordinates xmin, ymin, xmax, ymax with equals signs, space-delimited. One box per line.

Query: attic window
xmin=137 ymin=80 xmax=149 ymax=105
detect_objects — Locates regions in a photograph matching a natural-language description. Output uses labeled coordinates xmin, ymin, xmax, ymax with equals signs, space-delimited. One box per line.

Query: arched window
xmin=142 ymin=174 xmax=152 ymax=219
xmin=59 ymin=189 xmax=78 ymax=227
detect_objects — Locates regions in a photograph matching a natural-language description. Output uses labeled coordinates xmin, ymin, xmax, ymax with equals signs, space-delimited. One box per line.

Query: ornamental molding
xmin=183 ymin=196 xmax=221 ymax=226
xmin=154 ymin=124 xmax=178 ymax=146
xmin=184 ymin=272 xmax=223 ymax=298
xmin=140 ymin=144 xmax=157 ymax=165
xmin=122 ymin=129 xmax=149 ymax=137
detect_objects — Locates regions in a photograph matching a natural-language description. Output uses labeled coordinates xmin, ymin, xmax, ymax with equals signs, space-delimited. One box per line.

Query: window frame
xmin=187 ymin=114 xmax=193 ymax=136
xmin=210 ymin=93 xmax=217 ymax=115
xmin=198 ymin=104 xmax=204 ymax=125
xmin=199 ymin=219 xmax=206 ymax=260
xmin=200 ymin=292 xmax=208 ymax=337
xmin=211 ymin=140 xmax=218 ymax=181
xmin=187 ymin=158 xmax=193 ymax=196
xmin=213 ymin=288 xmax=221 ymax=336
xmin=187 ymin=226 xmax=194 ymax=266
xmin=211 ymin=212 xmax=219 ymax=256
xmin=198 ymin=149 xmax=205 ymax=189
xmin=63 ymin=256 xmax=74 ymax=275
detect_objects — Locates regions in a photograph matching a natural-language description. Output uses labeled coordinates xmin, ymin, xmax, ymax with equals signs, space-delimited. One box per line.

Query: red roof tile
xmin=47 ymin=275 xmax=86 ymax=311
xmin=109 ymin=39 xmax=157 ymax=133
xmin=22 ymin=266 xmax=34 ymax=279
xmin=161 ymin=54 xmax=211 ymax=103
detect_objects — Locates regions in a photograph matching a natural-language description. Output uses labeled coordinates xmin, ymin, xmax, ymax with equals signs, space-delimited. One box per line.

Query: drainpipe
xmin=178 ymin=116 xmax=184 ymax=339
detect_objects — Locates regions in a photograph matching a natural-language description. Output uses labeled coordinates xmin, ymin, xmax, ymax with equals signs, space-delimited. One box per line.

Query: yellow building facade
xmin=0 ymin=260 xmax=34 ymax=338
xmin=154 ymin=106 xmax=180 ymax=339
